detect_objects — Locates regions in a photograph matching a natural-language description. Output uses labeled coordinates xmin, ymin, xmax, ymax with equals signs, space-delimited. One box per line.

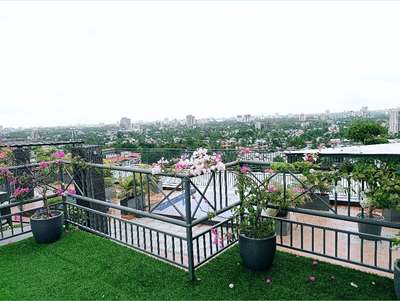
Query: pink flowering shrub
xmin=0 ymin=148 xmax=75 ymax=218
xmin=53 ymin=150 xmax=65 ymax=160
xmin=238 ymin=147 xmax=252 ymax=156
xmin=152 ymin=148 xmax=225 ymax=176
xmin=240 ymin=165 xmax=251 ymax=174
xmin=12 ymin=187 xmax=30 ymax=199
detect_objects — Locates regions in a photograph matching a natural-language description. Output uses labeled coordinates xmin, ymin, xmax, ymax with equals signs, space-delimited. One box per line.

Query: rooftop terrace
xmin=1 ymin=230 xmax=395 ymax=300
xmin=1 ymin=145 xmax=400 ymax=299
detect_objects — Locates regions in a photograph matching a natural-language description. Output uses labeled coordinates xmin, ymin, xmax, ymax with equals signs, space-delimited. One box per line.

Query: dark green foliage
xmin=346 ymin=119 xmax=388 ymax=145
xmin=0 ymin=230 xmax=395 ymax=300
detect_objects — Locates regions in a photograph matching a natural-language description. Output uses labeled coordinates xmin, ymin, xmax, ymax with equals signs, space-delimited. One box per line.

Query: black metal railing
xmin=1 ymin=159 xmax=399 ymax=280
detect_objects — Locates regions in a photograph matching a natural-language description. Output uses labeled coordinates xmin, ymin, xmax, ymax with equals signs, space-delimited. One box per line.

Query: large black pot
xmin=395 ymin=259 xmax=400 ymax=299
xmin=356 ymin=213 xmax=383 ymax=240
xmin=239 ymin=233 xmax=276 ymax=271
xmin=299 ymin=193 xmax=330 ymax=211
xmin=30 ymin=210 xmax=64 ymax=244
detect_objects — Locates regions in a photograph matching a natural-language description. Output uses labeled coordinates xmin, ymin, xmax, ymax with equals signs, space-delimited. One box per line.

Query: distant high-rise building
xmin=120 ymin=117 xmax=132 ymax=130
xmin=186 ymin=115 xmax=196 ymax=127
xmin=30 ymin=128 xmax=40 ymax=141
xmin=244 ymin=114 xmax=251 ymax=123
xmin=389 ymin=108 xmax=400 ymax=134
xmin=299 ymin=114 xmax=307 ymax=122
xmin=360 ymin=106 xmax=369 ymax=117
xmin=71 ymin=128 xmax=78 ymax=140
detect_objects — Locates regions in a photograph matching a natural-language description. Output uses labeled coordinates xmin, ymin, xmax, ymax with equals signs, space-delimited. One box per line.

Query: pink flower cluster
xmin=173 ymin=149 xmax=225 ymax=176
xmin=240 ymin=165 xmax=251 ymax=174
xmin=303 ymin=153 xmax=318 ymax=163
xmin=267 ymin=185 xmax=278 ymax=193
xmin=264 ymin=168 xmax=273 ymax=174
xmin=151 ymin=157 xmax=169 ymax=175
xmin=0 ymin=151 xmax=8 ymax=160
xmin=53 ymin=150 xmax=65 ymax=160
xmin=56 ymin=187 xmax=76 ymax=196
xmin=0 ymin=167 xmax=12 ymax=179
xmin=211 ymin=228 xmax=224 ymax=248
xmin=12 ymin=187 xmax=30 ymax=198
xmin=293 ymin=187 xmax=305 ymax=193
xmin=175 ymin=155 xmax=190 ymax=172
xmin=38 ymin=161 xmax=50 ymax=170
xmin=238 ymin=147 xmax=252 ymax=155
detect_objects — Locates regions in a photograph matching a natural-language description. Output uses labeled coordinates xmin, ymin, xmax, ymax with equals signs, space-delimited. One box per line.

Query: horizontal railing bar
xmin=61 ymin=160 xmax=188 ymax=178
xmin=0 ymin=193 xmax=58 ymax=210
xmin=191 ymin=200 xmax=241 ymax=227
xmin=224 ymin=160 xmax=240 ymax=168
xmin=1 ymin=201 xmax=63 ymax=219
xmin=192 ymin=218 xmax=237 ymax=239
xmin=269 ymin=215 xmax=394 ymax=241
xmin=6 ymin=161 xmax=57 ymax=171
xmin=0 ymin=229 xmax=32 ymax=242
xmin=266 ymin=204 xmax=400 ymax=229
xmin=67 ymin=193 xmax=187 ymax=227
xmin=237 ymin=160 xmax=272 ymax=166
xmin=66 ymin=220 xmax=188 ymax=269
xmin=66 ymin=202 xmax=187 ymax=240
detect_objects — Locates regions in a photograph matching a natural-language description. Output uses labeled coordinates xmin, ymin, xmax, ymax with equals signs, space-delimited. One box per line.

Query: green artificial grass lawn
xmin=0 ymin=230 xmax=396 ymax=300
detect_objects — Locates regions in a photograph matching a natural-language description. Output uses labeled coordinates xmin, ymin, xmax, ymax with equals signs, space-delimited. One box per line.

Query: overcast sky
xmin=1 ymin=1 xmax=400 ymax=127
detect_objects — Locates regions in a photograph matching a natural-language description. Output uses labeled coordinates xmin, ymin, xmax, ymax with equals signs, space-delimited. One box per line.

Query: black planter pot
xmin=356 ymin=213 xmax=383 ymax=241
xmin=239 ymin=233 xmax=276 ymax=271
xmin=394 ymin=259 xmax=400 ymax=299
xmin=383 ymin=208 xmax=400 ymax=223
xmin=299 ymin=193 xmax=330 ymax=211
xmin=30 ymin=210 xmax=64 ymax=244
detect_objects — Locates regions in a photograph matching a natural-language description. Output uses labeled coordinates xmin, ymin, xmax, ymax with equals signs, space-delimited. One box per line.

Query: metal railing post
xmin=59 ymin=163 xmax=69 ymax=230
xmin=184 ymin=176 xmax=195 ymax=281
xmin=283 ymin=172 xmax=287 ymax=203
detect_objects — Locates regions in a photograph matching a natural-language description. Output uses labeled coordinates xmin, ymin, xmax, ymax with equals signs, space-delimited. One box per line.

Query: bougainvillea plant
xmin=234 ymin=165 xmax=301 ymax=239
xmin=151 ymin=148 xmax=226 ymax=176
xmin=0 ymin=148 xmax=73 ymax=219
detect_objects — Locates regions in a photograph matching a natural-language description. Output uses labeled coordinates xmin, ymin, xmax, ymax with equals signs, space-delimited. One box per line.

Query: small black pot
xmin=383 ymin=208 xmax=400 ymax=223
xmin=239 ymin=233 xmax=276 ymax=271
xmin=30 ymin=210 xmax=64 ymax=244
xmin=395 ymin=259 xmax=400 ymax=300
xmin=356 ymin=213 xmax=383 ymax=240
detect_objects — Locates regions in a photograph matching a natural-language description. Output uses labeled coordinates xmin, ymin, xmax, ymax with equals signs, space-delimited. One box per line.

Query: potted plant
xmin=0 ymin=148 xmax=69 ymax=244
xmin=298 ymin=169 xmax=335 ymax=211
xmin=234 ymin=165 xmax=281 ymax=271
xmin=29 ymin=152 xmax=66 ymax=244
xmin=266 ymin=183 xmax=300 ymax=236
xmin=352 ymin=160 xmax=400 ymax=239
xmin=271 ymin=156 xmax=334 ymax=212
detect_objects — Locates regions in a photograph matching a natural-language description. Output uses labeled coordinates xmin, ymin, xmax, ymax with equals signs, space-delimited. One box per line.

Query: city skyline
xmin=1 ymin=1 xmax=400 ymax=127
xmin=0 ymin=106 xmax=390 ymax=130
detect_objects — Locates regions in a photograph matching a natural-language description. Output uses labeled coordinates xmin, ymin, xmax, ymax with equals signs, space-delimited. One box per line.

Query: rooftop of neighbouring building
xmin=286 ymin=142 xmax=400 ymax=156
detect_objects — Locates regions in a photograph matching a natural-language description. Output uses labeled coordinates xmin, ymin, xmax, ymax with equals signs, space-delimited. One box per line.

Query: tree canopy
xmin=346 ymin=119 xmax=388 ymax=145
